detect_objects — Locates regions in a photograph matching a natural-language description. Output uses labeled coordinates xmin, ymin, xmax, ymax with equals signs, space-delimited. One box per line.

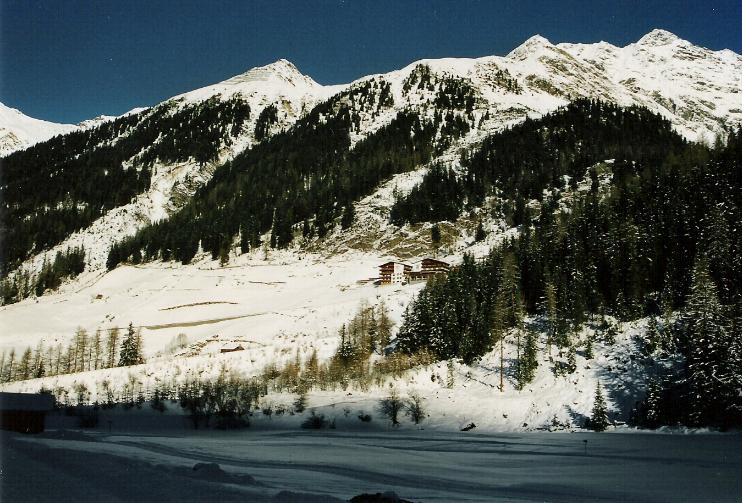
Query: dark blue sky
xmin=2 ymin=0 xmax=740 ymax=123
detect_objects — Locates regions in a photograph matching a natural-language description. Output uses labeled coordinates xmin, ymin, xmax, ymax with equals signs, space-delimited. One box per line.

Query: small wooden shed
xmin=0 ymin=392 xmax=55 ymax=434
xmin=220 ymin=344 xmax=245 ymax=354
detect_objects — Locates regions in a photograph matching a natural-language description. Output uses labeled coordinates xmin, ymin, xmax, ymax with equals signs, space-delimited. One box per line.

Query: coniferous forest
xmin=106 ymin=80 xmax=474 ymax=268
xmin=394 ymin=101 xmax=741 ymax=428
xmin=1 ymin=96 xmax=251 ymax=275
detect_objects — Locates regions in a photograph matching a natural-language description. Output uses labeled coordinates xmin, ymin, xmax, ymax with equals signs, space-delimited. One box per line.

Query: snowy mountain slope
xmin=344 ymin=28 xmax=741 ymax=145
xmin=493 ymin=29 xmax=742 ymax=142
xmin=0 ymin=247 xmax=669 ymax=433
xmin=9 ymin=30 xmax=741 ymax=281
xmin=0 ymin=104 xmax=150 ymax=156
xmin=0 ymin=102 xmax=78 ymax=156
xmin=171 ymin=58 xmax=344 ymax=108
xmin=77 ymin=107 xmax=150 ymax=130
xmin=556 ymin=29 xmax=742 ymax=141
xmin=8 ymin=61 xmax=348 ymax=275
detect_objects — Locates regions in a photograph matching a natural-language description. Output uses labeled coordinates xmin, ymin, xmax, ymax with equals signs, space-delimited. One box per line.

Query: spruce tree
xmin=566 ymin=344 xmax=577 ymax=374
xmin=336 ymin=325 xmax=355 ymax=364
xmin=645 ymin=316 xmax=661 ymax=355
xmin=684 ymin=258 xmax=735 ymax=426
xmin=518 ymin=327 xmax=538 ymax=388
xmin=643 ymin=376 xmax=664 ymax=428
xmin=584 ymin=334 xmax=594 ymax=359
xmin=475 ymin=221 xmax=486 ymax=242
xmin=431 ymin=223 xmax=441 ymax=250
xmin=341 ymin=203 xmax=355 ymax=230
xmin=119 ymin=322 xmax=143 ymax=367
xmin=590 ymin=382 xmax=609 ymax=431
xmin=544 ymin=281 xmax=558 ymax=354
xmin=377 ymin=301 xmax=393 ymax=349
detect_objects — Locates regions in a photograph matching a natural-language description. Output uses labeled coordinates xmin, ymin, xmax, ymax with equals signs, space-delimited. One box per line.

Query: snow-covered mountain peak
xmin=636 ymin=28 xmax=682 ymax=47
xmin=0 ymin=102 xmax=78 ymax=156
xmin=169 ymin=58 xmax=339 ymax=108
xmin=506 ymin=34 xmax=555 ymax=60
xmin=223 ymin=58 xmax=318 ymax=88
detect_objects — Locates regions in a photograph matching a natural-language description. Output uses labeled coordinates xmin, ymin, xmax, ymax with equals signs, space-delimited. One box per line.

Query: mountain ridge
xmin=3 ymin=29 xmax=740 ymax=281
xmin=3 ymin=29 xmax=738 ymax=157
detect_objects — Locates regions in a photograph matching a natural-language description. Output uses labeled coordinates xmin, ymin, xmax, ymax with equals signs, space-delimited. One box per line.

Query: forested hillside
xmin=106 ymin=81 xmax=474 ymax=268
xmin=391 ymin=100 xmax=687 ymax=224
xmin=395 ymin=105 xmax=741 ymax=427
xmin=1 ymin=97 xmax=251 ymax=275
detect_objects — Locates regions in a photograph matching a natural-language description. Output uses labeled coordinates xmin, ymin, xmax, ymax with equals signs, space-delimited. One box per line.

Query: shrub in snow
xmin=262 ymin=403 xmax=274 ymax=419
xmin=301 ymin=411 xmax=327 ymax=429
xmin=404 ymin=393 xmax=425 ymax=424
xmin=378 ymin=389 xmax=403 ymax=426
xmin=293 ymin=392 xmax=307 ymax=413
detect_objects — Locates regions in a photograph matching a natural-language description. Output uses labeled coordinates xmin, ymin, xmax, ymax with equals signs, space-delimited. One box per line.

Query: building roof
xmin=0 ymin=392 xmax=55 ymax=411
xmin=378 ymin=261 xmax=411 ymax=267
xmin=421 ymin=257 xmax=449 ymax=265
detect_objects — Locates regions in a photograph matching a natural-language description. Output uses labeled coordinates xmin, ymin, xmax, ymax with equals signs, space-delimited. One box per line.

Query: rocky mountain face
xmin=2 ymin=30 xmax=740 ymax=279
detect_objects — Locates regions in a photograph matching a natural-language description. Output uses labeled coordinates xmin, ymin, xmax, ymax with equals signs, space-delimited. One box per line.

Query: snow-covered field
xmin=0 ymin=252 xmax=412 ymax=357
xmin=1 ymin=247 xmax=677 ymax=433
xmin=3 ymin=426 xmax=740 ymax=502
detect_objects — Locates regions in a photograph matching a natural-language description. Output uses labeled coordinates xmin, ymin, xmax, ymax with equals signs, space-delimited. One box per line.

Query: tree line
xmin=0 ymin=322 xmax=144 ymax=383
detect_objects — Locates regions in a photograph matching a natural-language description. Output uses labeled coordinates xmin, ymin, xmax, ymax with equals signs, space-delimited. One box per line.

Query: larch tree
xmin=32 ymin=341 xmax=45 ymax=378
xmin=4 ymin=349 xmax=16 ymax=382
xmin=377 ymin=300 xmax=393 ymax=349
xmin=92 ymin=328 xmax=102 ymax=370
xmin=17 ymin=347 xmax=32 ymax=380
xmin=73 ymin=328 xmax=89 ymax=373
xmin=106 ymin=328 xmax=120 ymax=368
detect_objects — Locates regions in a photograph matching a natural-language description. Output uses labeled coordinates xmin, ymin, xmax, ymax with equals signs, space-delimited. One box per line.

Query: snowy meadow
xmin=3 ymin=426 xmax=741 ymax=502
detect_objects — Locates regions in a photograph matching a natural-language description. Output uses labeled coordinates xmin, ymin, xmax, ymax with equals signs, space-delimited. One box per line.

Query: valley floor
xmin=2 ymin=427 xmax=740 ymax=502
